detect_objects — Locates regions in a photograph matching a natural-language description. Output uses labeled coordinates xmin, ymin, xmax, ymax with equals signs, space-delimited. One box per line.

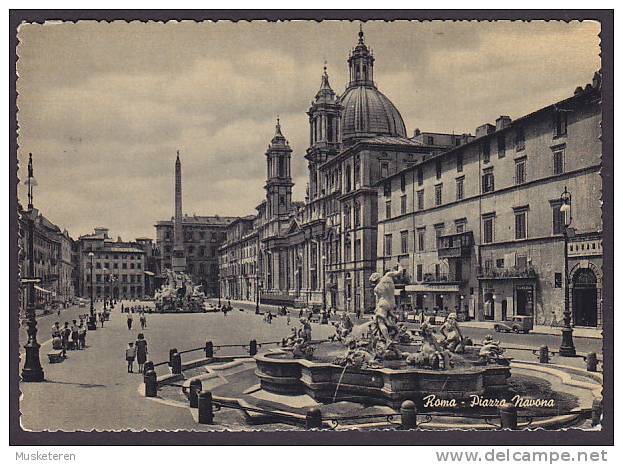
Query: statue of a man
xmin=369 ymin=264 xmax=403 ymax=341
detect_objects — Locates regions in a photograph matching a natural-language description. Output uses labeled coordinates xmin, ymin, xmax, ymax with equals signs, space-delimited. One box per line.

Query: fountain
xmin=154 ymin=269 xmax=207 ymax=313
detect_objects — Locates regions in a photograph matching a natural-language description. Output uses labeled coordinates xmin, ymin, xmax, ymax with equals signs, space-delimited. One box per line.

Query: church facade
xmin=218 ymin=30 xmax=462 ymax=313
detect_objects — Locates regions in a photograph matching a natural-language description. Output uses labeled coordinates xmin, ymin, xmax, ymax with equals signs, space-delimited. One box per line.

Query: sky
xmin=16 ymin=20 xmax=601 ymax=241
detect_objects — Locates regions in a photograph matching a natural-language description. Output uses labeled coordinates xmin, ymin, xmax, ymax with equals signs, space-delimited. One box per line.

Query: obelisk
xmin=172 ymin=151 xmax=186 ymax=273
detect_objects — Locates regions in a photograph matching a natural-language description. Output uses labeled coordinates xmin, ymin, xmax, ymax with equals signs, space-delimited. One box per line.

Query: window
xmin=498 ymin=134 xmax=506 ymax=158
xmin=417 ymin=228 xmax=425 ymax=252
xmin=354 ymin=202 xmax=361 ymax=227
xmin=383 ymin=181 xmax=391 ymax=197
xmin=400 ymin=195 xmax=407 ymax=215
xmin=435 ymin=184 xmax=443 ymax=206
xmin=343 ymin=205 xmax=351 ymax=229
xmin=345 ymin=165 xmax=352 ymax=192
xmin=384 ymin=234 xmax=392 ymax=256
xmin=496 ymin=258 xmax=505 ymax=268
xmin=554 ymin=110 xmax=568 ymax=137
xmin=555 ymin=272 xmax=563 ymax=288
xmin=416 ymin=264 xmax=423 ymax=282
xmin=400 ymin=173 xmax=406 ymax=192
xmin=482 ymin=168 xmax=495 ymax=193
xmin=456 ymin=177 xmax=464 ymax=201
xmin=515 ymin=158 xmax=526 ymax=185
xmin=417 ymin=190 xmax=424 ymax=210
xmin=456 ymin=154 xmax=463 ymax=172
xmin=436 ymin=160 xmax=442 ymax=180
xmin=354 ymin=239 xmax=361 ymax=261
xmin=482 ymin=214 xmax=495 ymax=244
xmin=515 ymin=127 xmax=525 ymax=151
xmin=400 ymin=231 xmax=409 ymax=254
xmin=354 ymin=158 xmax=361 ymax=187
xmin=552 ymin=201 xmax=566 ymax=235
xmin=434 ymin=223 xmax=445 ymax=250
xmin=385 ymin=201 xmax=392 ymax=219
xmin=417 ymin=167 xmax=423 ymax=186
xmin=553 ymin=149 xmax=565 ymax=175
xmin=482 ymin=140 xmax=491 ymax=163
xmin=427 ymin=136 xmax=435 ymax=145
xmin=381 ymin=162 xmax=389 ymax=179
xmin=455 ymin=218 xmax=466 ymax=233
xmin=514 ymin=209 xmax=528 ymax=240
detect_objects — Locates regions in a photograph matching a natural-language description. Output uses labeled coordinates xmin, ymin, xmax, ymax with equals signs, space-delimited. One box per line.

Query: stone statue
xmin=478 ymin=334 xmax=506 ymax=364
xmin=440 ymin=312 xmax=465 ymax=353
xmin=369 ymin=264 xmax=403 ymax=342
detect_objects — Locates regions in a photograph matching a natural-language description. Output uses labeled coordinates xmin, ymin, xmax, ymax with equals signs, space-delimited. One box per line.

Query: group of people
xmin=125 ymin=333 xmax=149 ymax=373
xmin=126 ymin=310 xmax=148 ymax=330
xmin=51 ymin=319 xmax=88 ymax=356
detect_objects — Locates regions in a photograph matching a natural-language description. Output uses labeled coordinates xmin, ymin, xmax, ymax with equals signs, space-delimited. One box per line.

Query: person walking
xmin=61 ymin=322 xmax=71 ymax=357
xmin=126 ymin=312 xmax=133 ymax=330
xmin=99 ymin=312 xmax=105 ymax=328
xmin=286 ymin=311 xmax=291 ymax=326
xmin=139 ymin=312 xmax=146 ymax=330
xmin=71 ymin=320 xmax=79 ymax=350
xmin=135 ymin=333 xmax=148 ymax=374
xmin=78 ymin=322 xmax=87 ymax=349
xmin=125 ymin=342 xmax=136 ymax=373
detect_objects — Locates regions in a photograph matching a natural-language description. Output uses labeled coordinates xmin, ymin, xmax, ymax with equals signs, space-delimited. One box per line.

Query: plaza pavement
xmin=18 ymin=300 xmax=335 ymax=431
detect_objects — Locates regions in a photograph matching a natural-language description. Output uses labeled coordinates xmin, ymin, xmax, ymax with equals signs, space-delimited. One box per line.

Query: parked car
xmin=493 ymin=315 xmax=533 ymax=334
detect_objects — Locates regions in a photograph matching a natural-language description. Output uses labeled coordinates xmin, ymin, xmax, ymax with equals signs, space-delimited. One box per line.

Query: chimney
xmin=475 ymin=123 xmax=495 ymax=138
xmin=495 ymin=116 xmax=512 ymax=131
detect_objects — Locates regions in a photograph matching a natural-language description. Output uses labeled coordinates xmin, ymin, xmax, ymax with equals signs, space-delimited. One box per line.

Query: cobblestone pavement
xmin=18 ymin=300 xmax=335 ymax=432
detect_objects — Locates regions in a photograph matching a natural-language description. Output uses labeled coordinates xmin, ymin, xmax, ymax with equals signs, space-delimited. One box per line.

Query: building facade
xmin=18 ymin=205 xmax=76 ymax=311
xmin=377 ymin=74 xmax=602 ymax=328
xmin=155 ymin=215 xmax=237 ymax=297
xmin=76 ymin=227 xmax=153 ymax=300
xmin=219 ymin=216 xmax=258 ymax=302
xmin=219 ymin=30 xmax=461 ymax=312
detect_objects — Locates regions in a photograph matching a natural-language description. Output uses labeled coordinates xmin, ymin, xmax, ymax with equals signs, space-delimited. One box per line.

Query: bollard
xmin=197 ymin=390 xmax=214 ymax=424
xmin=400 ymin=400 xmax=418 ymax=429
xmin=169 ymin=348 xmax=178 ymax=366
xmin=144 ymin=369 xmax=157 ymax=397
xmin=171 ymin=352 xmax=182 ymax=375
xmin=538 ymin=345 xmax=550 ymax=364
xmin=499 ymin=401 xmax=518 ymax=430
xmin=591 ymin=398 xmax=602 ymax=427
xmin=586 ymin=352 xmax=598 ymax=372
xmin=249 ymin=339 xmax=258 ymax=356
xmin=189 ymin=379 xmax=203 ymax=408
xmin=143 ymin=361 xmax=154 ymax=382
xmin=205 ymin=340 xmax=214 ymax=358
xmin=306 ymin=406 xmax=323 ymax=429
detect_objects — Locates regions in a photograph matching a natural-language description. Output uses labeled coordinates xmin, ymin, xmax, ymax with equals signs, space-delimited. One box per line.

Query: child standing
xmin=125 ymin=342 xmax=136 ymax=373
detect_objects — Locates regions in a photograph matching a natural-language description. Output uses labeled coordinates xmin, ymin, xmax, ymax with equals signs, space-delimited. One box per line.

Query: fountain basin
xmin=255 ymin=348 xmax=511 ymax=409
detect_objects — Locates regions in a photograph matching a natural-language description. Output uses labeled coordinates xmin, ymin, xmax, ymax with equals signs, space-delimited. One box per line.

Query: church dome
xmin=339 ymin=85 xmax=407 ymax=140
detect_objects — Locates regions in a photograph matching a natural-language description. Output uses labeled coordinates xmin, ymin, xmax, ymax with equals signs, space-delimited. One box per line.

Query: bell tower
xmin=347 ymin=25 xmax=375 ymax=88
xmin=306 ymin=64 xmax=342 ymax=200
xmin=264 ymin=118 xmax=293 ymax=220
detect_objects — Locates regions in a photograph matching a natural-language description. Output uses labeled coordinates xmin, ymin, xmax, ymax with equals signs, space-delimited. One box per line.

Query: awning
xmin=34 ymin=285 xmax=52 ymax=294
xmin=405 ymin=284 xmax=461 ymax=293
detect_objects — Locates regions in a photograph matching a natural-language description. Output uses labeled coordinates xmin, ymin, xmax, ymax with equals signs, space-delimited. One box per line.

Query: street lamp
xmin=321 ymin=255 xmax=327 ymax=311
xmin=559 ymin=186 xmax=576 ymax=357
xmin=87 ymin=252 xmax=97 ymax=330
xmin=21 ymin=152 xmax=44 ymax=382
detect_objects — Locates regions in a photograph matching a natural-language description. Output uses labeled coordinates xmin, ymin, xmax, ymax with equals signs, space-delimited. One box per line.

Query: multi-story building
xmin=377 ymin=73 xmax=602 ymax=328
xmin=18 ymin=204 xmax=76 ymax=311
xmin=219 ymin=216 xmax=258 ymax=301
xmin=76 ymin=227 xmax=152 ymax=300
xmin=155 ymin=215 xmax=237 ymax=297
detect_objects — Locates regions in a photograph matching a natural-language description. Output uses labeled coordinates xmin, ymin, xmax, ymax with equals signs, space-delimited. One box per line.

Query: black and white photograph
xmin=9 ymin=11 xmax=612 ymax=447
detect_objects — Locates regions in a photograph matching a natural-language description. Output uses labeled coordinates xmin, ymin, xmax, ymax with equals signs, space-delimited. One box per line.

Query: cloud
xmin=16 ymin=20 xmax=601 ymax=240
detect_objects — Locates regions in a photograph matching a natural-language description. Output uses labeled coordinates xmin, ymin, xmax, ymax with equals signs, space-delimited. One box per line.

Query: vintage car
xmin=493 ymin=315 xmax=533 ymax=334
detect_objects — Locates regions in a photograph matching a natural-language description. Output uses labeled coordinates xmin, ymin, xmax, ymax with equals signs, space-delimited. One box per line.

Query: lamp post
xmin=559 ymin=186 xmax=576 ymax=357
xmin=21 ymin=153 xmax=44 ymax=382
xmin=87 ymin=252 xmax=97 ymax=330
xmin=255 ymin=271 xmax=261 ymax=314
xmin=321 ymin=255 xmax=327 ymax=311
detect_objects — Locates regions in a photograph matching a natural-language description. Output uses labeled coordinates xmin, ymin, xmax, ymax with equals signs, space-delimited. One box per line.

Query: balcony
xmin=437 ymin=231 xmax=474 ymax=259
xmin=422 ymin=273 xmax=461 ymax=284
xmin=477 ymin=264 xmax=537 ymax=280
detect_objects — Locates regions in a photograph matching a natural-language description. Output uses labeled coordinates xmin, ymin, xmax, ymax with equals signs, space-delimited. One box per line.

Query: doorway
xmin=572 ymin=269 xmax=598 ymax=327
xmin=515 ymin=286 xmax=534 ymax=316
